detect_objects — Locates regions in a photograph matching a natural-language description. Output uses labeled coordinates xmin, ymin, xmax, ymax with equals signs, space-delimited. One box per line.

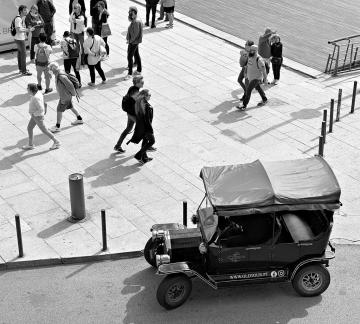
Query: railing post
xmin=101 ymin=209 xmax=107 ymax=251
xmin=351 ymin=81 xmax=357 ymax=113
xmin=318 ymin=136 xmax=324 ymax=157
xmin=349 ymin=44 xmax=354 ymax=71
xmin=334 ymin=45 xmax=340 ymax=76
xmin=321 ymin=121 xmax=327 ymax=144
xmin=183 ymin=201 xmax=187 ymax=227
xmin=336 ymin=89 xmax=342 ymax=122
xmin=329 ymin=99 xmax=334 ymax=133
xmin=15 ymin=214 xmax=24 ymax=257
xmin=325 ymin=54 xmax=331 ymax=73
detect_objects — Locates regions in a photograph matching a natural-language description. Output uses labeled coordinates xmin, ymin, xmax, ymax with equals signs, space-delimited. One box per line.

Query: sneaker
xmin=37 ymin=85 xmax=42 ymax=91
xmin=22 ymin=70 xmax=32 ymax=76
xmin=274 ymin=79 xmax=279 ymax=85
xmin=124 ymin=74 xmax=132 ymax=80
xmin=114 ymin=146 xmax=125 ymax=153
xmin=236 ymin=104 xmax=247 ymax=111
xmin=78 ymin=83 xmax=82 ymax=89
xmin=135 ymin=157 xmax=145 ymax=165
xmin=133 ymin=71 xmax=141 ymax=76
xmin=49 ymin=126 xmax=60 ymax=133
xmin=157 ymin=17 xmax=164 ymax=21
xmin=257 ymin=99 xmax=268 ymax=107
xmin=22 ymin=144 xmax=35 ymax=150
xmin=165 ymin=24 xmax=173 ymax=29
xmin=164 ymin=18 xmax=169 ymax=22
xmin=44 ymin=88 xmax=53 ymax=94
xmin=144 ymin=157 xmax=153 ymax=163
xmin=151 ymin=25 xmax=156 ymax=28
xmin=49 ymin=142 xmax=60 ymax=150
xmin=147 ymin=146 xmax=157 ymax=152
xmin=88 ymin=82 xmax=96 ymax=87
xmin=71 ymin=119 xmax=84 ymax=125
xmin=145 ymin=22 xmax=149 ymax=27
xmin=102 ymin=80 xmax=107 ymax=84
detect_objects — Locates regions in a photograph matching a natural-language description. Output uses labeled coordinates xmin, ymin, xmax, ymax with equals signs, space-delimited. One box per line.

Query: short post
xmin=323 ymin=109 xmax=327 ymax=123
xmin=183 ymin=201 xmax=187 ymax=227
xmin=68 ymin=173 xmax=86 ymax=222
xmin=351 ymin=81 xmax=357 ymax=113
xmin=101 ymin=209 xmax=107 ymax=251
xmin=336 ymin=89 xmax=342 ymax=122
xmin=318 ymin=136 xmax=324 ymax=157
xmin=321 ymin=121 xmax=327 ymax=144
xmin=329 ymin=99 xmax=334 ymax=133
xmin=15 ymin=214 xmax=24 ymax=257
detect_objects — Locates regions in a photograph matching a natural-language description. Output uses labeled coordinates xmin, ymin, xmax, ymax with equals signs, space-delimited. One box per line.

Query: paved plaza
xmin=0 ymin=0 xmax=360 ymax=268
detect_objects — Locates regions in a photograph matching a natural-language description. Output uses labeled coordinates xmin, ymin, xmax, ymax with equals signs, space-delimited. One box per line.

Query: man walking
xmin=125 ymin=6 xmax=143 ymax=80
xmin=48 ymin=63 xmax=83 ymax=133
xmin=237 ymin=45 xmax=268 ymax=111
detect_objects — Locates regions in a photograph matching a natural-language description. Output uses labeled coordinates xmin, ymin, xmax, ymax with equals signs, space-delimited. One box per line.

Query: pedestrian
xmin=22 ymin=83 xmax=60 ymax=150
xmin=90 ymin=0 xmax=107 ymax=30
xmin=48 ymin=62 xmax=84 ymax=133
xmin=270 ymin=34 xmax=283 ymax=85
xmin=69 ymin=3 xmax=86 ymax=65
xmin=157 ymin=2 xmax=169 ymax=21
xmin=94 ymin=1 xmax=110 ymax=56
xmin=25 ymin=4 xmax=45 ymax=63
xmin=114 ymin=75 xmax=144 ymax=152
xmin=129 ymin=89 xmax=155 ymax=164
xmin=125 ymin=6 xmax=143 ymax=80
xmin=69 ymin=0 xmax=86 ymax=15
xmin=34 ymin=33 xmax=52 ymax=94
xmin=145 ymin=0 xmax=158 ymax=28
xmin=61 ymin=31 xmax=81 ymax=87
xmin=83 ymin=27 xmax=107 ymax=87
xmin=258 ymin=27 xmax=276 ymax=73
xmin=237 ymin=40 xmax=254 ymax=101
xmin=37 ymin=0 xmax=56 ymax=45
xmin=162 ymin=0 xmax=175 ymax=28
xmin=236 ymin=45 xmax=268 ymax=111
xmin=13 ymin=5 xmax=32 ymax=76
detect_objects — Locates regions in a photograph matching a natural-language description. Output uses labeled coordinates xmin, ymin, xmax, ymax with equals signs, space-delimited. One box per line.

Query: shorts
xmin=163 ymin=6 xmax=174 ymax=13
xmin=57 ymin=100 xmax=73 ymax=112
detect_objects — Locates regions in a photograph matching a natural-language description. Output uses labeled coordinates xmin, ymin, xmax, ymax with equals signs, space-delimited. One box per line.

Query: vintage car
xmin=144 ymin=156 xmax=341 ymax=310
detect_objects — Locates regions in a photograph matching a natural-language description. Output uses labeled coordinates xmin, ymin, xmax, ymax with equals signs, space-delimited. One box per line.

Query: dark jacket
xmin=25 ymin=13 xmax=44 ymax=37
xmin=94 ymin=10 xmax=109 ymax=36
xmin=130 ymin=100 xmax=153 ymax=144
xmin=69 ymin=0 xmax=86 ymax=14
xmin=271 ymin=42 xmax=283 ymax=58
xmin=90 ymin=0 xmax=107 ymax=18
xmin=37 ymin=0 xmax=56 ymax=23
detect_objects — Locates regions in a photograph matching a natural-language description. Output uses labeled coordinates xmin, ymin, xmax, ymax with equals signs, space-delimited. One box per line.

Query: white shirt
xmin=29 ymin=91 xmax=45 ymax=116
xmin=14 ymin=16 xmax=27 ymax=41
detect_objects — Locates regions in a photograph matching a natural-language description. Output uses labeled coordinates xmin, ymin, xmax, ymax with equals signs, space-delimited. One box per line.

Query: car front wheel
xmin=144 ymin=238 xmax=157 ymax=267
xmin=292 ymin=264 xmax=330 ymax=297
xmin=157 ymin=274 xmax=192 ymax=310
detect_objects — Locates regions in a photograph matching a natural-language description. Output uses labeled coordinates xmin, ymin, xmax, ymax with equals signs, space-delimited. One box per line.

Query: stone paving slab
xmin=1 ymin=0 xmax=360 ymax=269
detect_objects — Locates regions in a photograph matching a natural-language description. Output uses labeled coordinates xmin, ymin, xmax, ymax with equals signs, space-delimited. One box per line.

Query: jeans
xmin=134 ymin=133 xmax=155 ymax=161
xmin=115 ymin=114 xmax=136 ymax=148
xmin=64 ymin=58 xmax=81 ymax=84
xmin=272 ymin=62 xmax=282 ymax=80
xmin=36 ymin=65 xmax=51 ymax=89
xmin=127 ymin=43 xmax=141 ymax=75
xmin=15 ymin=40 xmax=27 ymax=73
xmin=242 ymin=79 xmax=267 ymax=107
xmin=237 ymin=67 xmax=249 ymax=97
xmin=88 ymin=61 xmax=106 ymax=83
xmin=30 ymin=36 xmax=40 ymax=60
xmin=72 ymin=32 xmax=85 ymax=65
xmin=146 ymin=4 xmax=157 ymax=26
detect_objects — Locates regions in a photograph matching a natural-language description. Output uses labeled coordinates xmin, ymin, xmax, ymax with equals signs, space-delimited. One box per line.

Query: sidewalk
xmin=0 ymin=0 xmax=360 ymax=270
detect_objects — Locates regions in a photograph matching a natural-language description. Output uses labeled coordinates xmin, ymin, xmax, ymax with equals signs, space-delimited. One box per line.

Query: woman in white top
xmin=83 ymin=27 xmax=106 ymax=86
xmin=69 ymin=3 xmax=86 ymax=65
xmin=22 ymin=83 xmax=60 ymax=150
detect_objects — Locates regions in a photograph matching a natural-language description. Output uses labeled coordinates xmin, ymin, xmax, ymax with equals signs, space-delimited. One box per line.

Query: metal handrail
xmin=328 ymin=34 xmax=360 ymax=44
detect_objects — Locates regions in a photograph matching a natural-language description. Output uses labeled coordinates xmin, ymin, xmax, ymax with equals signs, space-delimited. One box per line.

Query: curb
xmin=130 ymin=0 xmax=322 ymax=79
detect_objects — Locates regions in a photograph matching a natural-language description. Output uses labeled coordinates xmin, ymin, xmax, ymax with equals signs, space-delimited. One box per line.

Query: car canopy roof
xmin=199 ymin=156 xmax=341 ymax=216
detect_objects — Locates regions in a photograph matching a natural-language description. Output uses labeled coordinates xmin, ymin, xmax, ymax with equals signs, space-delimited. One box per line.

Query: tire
xmin=292 ymin=264 xmax=330 ymax=297
xmin=144 ymin=238 xmax=157 ymax=267
xmin=156 ymin=274 xmax=192 ymax=310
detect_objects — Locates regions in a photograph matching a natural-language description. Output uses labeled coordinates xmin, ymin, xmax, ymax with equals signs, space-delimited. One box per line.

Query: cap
xmin=129 ymin=6 xmax=137 ymax=14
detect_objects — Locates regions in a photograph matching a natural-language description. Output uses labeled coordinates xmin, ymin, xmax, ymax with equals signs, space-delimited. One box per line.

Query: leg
xmin=64 ymin=59 xmax=71 ymax=74
xmin=88 ymin=64 xmax=96 ymax=83
xmin=145 ymin=5 xmax=150 ymax=25
xmin=115 ymin=114 xmax=136 ymax=149
xmin=169 ymin=12 xmax=174 ymax=26
xmin=242 ymin=79 xmax=257 ymax=107
xmin=78 ymin=33 xmax=85 ymax=65
xmin=71 ymin=58 xmax=81 ymax=83
xmin=133 ymin=45 xmax=141 ymax=73
xmin=27 ymin=117 xmax=37 ymax=146
xmin=127 ymin=44 xmax=136 ymax=75
xmin=103 ymin=37 xmax=109 ymax=55
xmin=36 ymin=65 xmax=43 ymax=88
xmin=30 ymin=37 xmax=36 ymax=60
xmin=15 ymin=40 xmax=21 ymax=71
xmin=16 ymin=40 xmax=27 ymax=73
xmin=151 ymin=5 xmax=157 ymax=26
xmin=255 ymin=80 xmax=267 ymax=102
xmin=138 ymin=134 xmax=155 ymax=160
xmin=33 ymin=116 xmax=57 ymax=142
xmin=238 ymin=67 xmax=246 ymax=94
xmin=158 ymin=4 xmax=164 ymax=19
xmin=94 ymin=61 xmax=106 ymax=81
xmin=44 ymin=66 xmax=51 ymax=89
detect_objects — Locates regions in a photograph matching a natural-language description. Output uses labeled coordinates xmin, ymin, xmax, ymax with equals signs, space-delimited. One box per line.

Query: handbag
xmin=84 ymin=38 xmax=94 ymax=65
xmin=101 ymin=23 xmax=112 ymax=38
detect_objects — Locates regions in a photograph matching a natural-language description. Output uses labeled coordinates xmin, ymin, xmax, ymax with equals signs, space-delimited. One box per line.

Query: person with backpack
xmin=237 ymin=40 xmax=254 ymax=101
xmin=25 ymin=4 xmax=45 ymax=63
xmin=61 ymin=31 xmax=81 ymax=87
xmin=114 ymin=75 xmax=144 ymax=152
xmin=34 ymin=33 xmax=52 ymax=94
xmin=37 ymin=0 xmax=56 ymax=45
xmin=83 ymin=27 xmax=107 ymax=87
xmin=48 ymin=62 xmax=83 ymax=133
xmin=23 ymin=83 xmax=60 ymax=151
xmin=237 ymin=45 xmax=268 ymax=111
xmin=12 ymin=5 xmax=32 ymax=76
xmin=70 ymin=3 xmax=86 ymax=66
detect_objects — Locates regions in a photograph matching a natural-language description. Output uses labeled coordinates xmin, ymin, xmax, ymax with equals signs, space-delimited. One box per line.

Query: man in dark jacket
xmin=145 ymin=0 xmax=159 ymax=28
xmin=90 ymin=0 xmax=107 ymax=29
xmin=37 ymin=0 xmax=56 ymax=45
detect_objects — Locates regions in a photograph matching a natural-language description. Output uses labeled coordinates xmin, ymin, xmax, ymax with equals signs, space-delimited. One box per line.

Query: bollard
xmin=329 ymin=99 xmax=334 ymax=133
xmin=323 ymin=109 xmax=327 ymax=123
xmin=351 ymin=81 xmax=357 ymax=113
xmin=101 ymin=209 xmax=107 ymax=251
xmin=183 ymin=201 xmax=187 ymax=227
xmin=68 ymin=173 xmax=86 ymax=222
xmin=336 ymin=89 xmax=342 ymax=122
xmin=15 ymin=214 xmax=23 ymax=257
xmin=321 ymin=121 xmax=327 ymax=144
xmin=318 ymin=136 xmax=324 ymax=157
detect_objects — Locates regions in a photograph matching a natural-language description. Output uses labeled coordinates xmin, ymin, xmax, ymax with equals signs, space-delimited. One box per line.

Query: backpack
xmin=10 ymin=16 xmax=20 ymax=36
xmin=256 ymin=56 xmax=270 ymax=75
xmin=59 ymin=73 xmax=80 ymax=102
xmin=35 ymin=46 xmax=49 ymax=66
xmin=122 ymin=95 xmax=131 ymax=113
xmin=65 ymin=39 xmax=80 ymax=58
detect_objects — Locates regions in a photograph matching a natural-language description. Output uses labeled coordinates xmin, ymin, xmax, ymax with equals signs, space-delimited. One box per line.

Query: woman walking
xmin=270 ymin=34 xmax=283 ymax=84
xmin=83 ymin=27 xmax=106 ymax=86
xmin=25 ymin=4 xmax=45 ymax=63
xmin=94 ymin=1 xmax=110 ymax=56
xmin=22 ymin=83 xmax=60 ymax=150
xmin=129 ymin=89 xmax=155 ymax=164
xmin=69 ymin=3 xmax=86 ymax=65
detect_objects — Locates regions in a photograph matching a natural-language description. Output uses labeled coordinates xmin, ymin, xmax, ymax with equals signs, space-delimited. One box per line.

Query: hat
xmin=129 ymin=6 xmax=137 ymax=14
xmin=63 ymin=31 xmax=70 ymax=37
xmin=250 ymin=45 xmax=258 ymax=51
xmin=264 ymin=28 xmax=275 ymax=36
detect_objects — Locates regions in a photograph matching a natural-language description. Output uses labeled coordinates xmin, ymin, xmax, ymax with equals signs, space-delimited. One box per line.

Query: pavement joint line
xmin=130 ymin=0 xmax=322 ymax=79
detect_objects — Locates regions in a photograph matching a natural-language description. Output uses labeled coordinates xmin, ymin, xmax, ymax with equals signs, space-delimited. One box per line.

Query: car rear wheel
xmin=157 ymin=274 xmax=192 ymax=310
xmin=144 ymin=238 xmax=157 ymax=267
xmin=292 ymin=264 xmax=330 ymax=297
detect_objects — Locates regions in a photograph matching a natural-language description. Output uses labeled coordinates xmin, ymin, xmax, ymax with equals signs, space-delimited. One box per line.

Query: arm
xmin=49 ymin=1 xmax=56 ymax=16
